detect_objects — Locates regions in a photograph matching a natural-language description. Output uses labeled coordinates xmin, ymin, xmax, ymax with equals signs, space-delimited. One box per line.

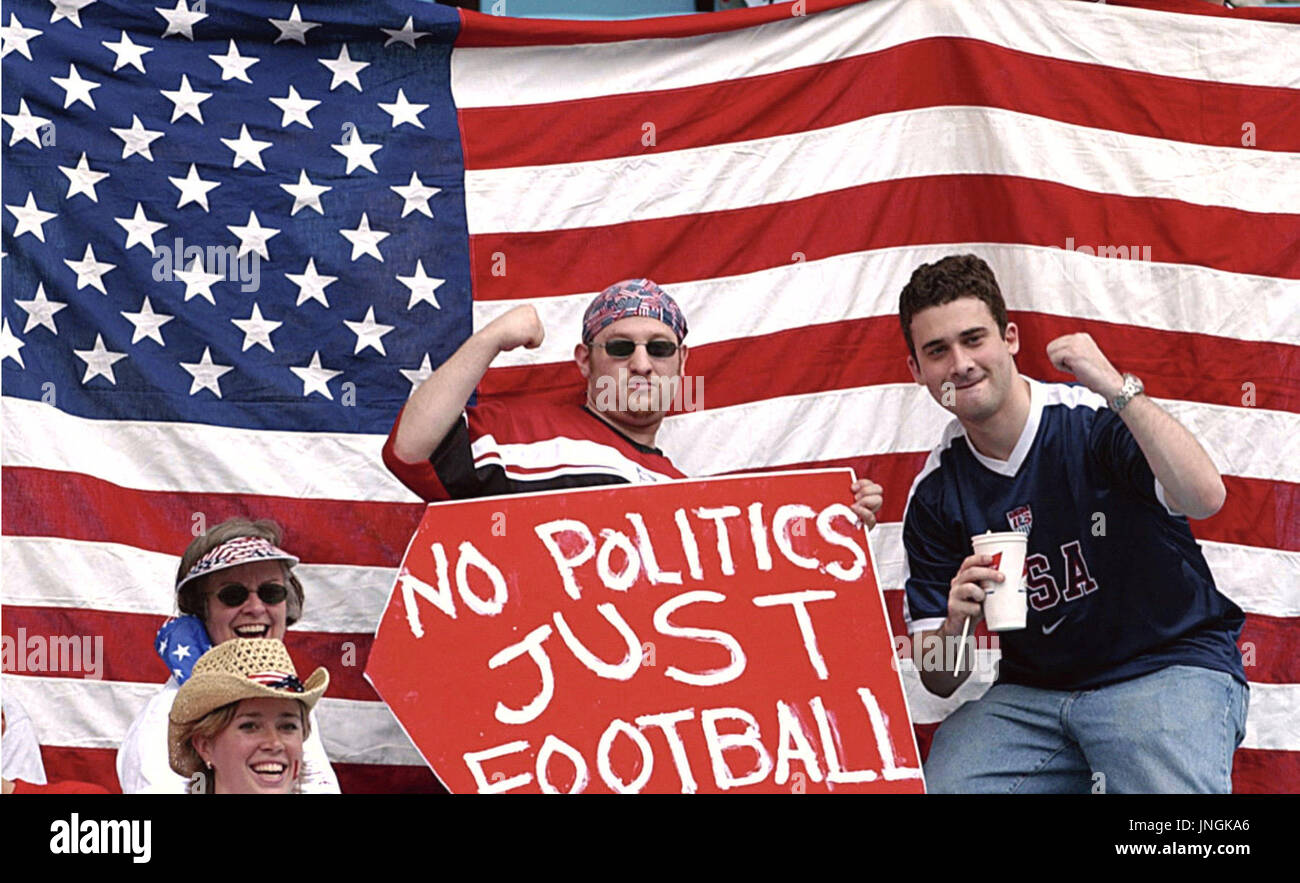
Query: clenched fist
xmin=850 ymin=478 xmax=883 ymax=529
xmin=1046 ymin=333 xmax=1124 ymax=400
xmin=485 ymin=304 xmax=545 ymax=353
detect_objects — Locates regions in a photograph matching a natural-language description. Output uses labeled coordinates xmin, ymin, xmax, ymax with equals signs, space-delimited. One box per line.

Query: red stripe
xmin=729 ymin=461 xmax=1297 ymax=554
xmin=1105 ymin=0 xmax=1300 ymax=24
xmin=455 ymin=0 xmax=1300 ymax=49
xmin=334 ymin=761 xmax=444 ymax=795
xmin=915 ymin=721 xmax=939 ymax=765
xmin=481 ymin=314 xmax=1300 ymax=415
xmin=33 ymin=738 xmax=1298 ymax=795
xmin=455 ymin=0 xmax=865 ymax=47
xmin=1238 ymin=615 xmax=1300 ymax=686
xmin=34 ymin=746 xmax=445 ymax=794
xmin=1012 ymin=313 xmax=1300 ymax=415
xmin=469 ymin=176 xmax=1300 ymax=299
xmin=462 ymin=37 xmax=1300 ymax=170
xmin=6 ymin=453 xmax=1293 ymax=560
xmin=1201 ymin=476 xmax=1300 ymax=554
xmin=36 ymin=747 xmax=124 ymax=794
xmin=1 ymin=466 xmax=424 ymax=566
xmin=0 ymin=606 xmax=381 ymax=701
xmin=1231 ymin=748 xmax=1300 ymax=795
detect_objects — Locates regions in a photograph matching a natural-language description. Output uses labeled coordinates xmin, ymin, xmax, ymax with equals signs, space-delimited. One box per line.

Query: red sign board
xmin=365 ymin=469 xmax=924 ymax=793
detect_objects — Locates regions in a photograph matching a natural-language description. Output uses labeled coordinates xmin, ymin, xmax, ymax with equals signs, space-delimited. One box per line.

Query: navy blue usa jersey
xmin=902 ymin=378 xmax=1245 ymax=690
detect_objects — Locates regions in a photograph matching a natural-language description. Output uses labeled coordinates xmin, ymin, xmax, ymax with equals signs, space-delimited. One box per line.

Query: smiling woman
xmin=115 ymin=518 xmax=341 ymax=794
xmin=168 ymin=639 xmax=329 ymax=795
xmin=174 ymin=518 xmax=306 ymax=637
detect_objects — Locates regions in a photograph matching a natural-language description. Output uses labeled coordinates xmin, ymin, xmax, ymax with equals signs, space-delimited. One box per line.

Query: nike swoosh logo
xmin=1042 ymin=616 xmax=1067 ymax=635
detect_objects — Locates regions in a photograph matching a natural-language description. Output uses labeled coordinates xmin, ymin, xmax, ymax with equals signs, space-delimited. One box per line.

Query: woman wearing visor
xmin=116 ymin=518 xmax=340 ymax=793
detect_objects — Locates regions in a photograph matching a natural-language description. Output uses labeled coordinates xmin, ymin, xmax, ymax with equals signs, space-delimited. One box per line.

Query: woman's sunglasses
xmin=212 ymin=583 xmax=289 ymax=608
xmin=595 ymin=339 xmax=679 ymax=359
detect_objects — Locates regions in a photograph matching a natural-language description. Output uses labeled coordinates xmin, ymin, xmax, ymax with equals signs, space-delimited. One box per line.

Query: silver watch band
xmin=1110 ymin=373 xmax=1144 ymax=412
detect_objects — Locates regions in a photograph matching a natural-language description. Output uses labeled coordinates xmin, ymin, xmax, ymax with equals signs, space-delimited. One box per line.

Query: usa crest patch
xmin=1006 ymin=504 xmax=1033 ymax=535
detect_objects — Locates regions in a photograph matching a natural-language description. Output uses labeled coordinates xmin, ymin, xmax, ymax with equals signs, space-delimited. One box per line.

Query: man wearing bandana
xmin=383 ymin=278 xmax=884 ymax=527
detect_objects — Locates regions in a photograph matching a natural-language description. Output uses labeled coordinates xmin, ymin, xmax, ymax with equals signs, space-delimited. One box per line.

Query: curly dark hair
xmin=898 ymin=254 xmax=1008 ymax=358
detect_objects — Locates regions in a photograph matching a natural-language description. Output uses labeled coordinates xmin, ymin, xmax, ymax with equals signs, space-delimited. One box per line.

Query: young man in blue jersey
xmin=898 ymin=254 xmax=1247 ymax=793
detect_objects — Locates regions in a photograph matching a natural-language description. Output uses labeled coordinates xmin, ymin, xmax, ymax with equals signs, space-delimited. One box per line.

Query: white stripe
xmin=7 ymin=532 xmax=1292 ymax=637
xmin=451 ymin=0 xmax=1300 ymax=108
xmin=2 ymin=396 xmax=419 ymax=501
xmin=659 ymin=384 xmax=942 ymax=474
xmin=897 ymin=661 xmax=1297 ymax=752
xmin=875 ymin=529 xmax=1300 ymax=619
xmin=1198 ymin=541 xmax=1300 ymax=620
xmin=7 ymin=343 xmax=1291 ymax=508
xmin=0 ymin=674 xmax=423 ymax=766
xmin=465 ymin=104 xmax=1300 ymax=234
xmin=1154 ymin=398 xmax=1300 ymax=488
xmin=311 ymin=695 xmax=424 ymax=766
xmin=1242 ymin=682 xmax=1300 ymax=752
xmin=655 ymin=383 xmax=1300 ymax=485
xmin=484 ymin=244 xmax=1300 ymax=369
xmin=472 ymin=433 xmax=677 ymax=484
xmin=2 ymin=536 xmax=398 ymax=634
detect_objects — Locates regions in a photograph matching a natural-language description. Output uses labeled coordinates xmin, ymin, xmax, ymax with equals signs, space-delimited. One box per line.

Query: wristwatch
xmin=1110 ymin=373 xmax=1144 ymax=412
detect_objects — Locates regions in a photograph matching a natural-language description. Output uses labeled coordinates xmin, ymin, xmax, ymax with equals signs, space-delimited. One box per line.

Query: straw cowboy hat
xmin=168 ymin=639 xmax=328 ymax=777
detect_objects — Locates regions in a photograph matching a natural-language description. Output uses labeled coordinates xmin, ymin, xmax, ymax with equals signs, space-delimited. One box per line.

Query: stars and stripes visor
xmin=176 ymin=536 xmax=300 ymax=592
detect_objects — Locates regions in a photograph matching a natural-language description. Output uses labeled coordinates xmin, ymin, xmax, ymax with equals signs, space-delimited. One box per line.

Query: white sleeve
xmin=299 ymin=707 xmax=341 ymax=793
xmin=0 ymin=694 xmax=48 ymax=785
xmin=116 ymin=680 xmax=189 ymax=795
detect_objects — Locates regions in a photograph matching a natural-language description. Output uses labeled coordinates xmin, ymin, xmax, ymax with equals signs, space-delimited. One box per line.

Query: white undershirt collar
xmin=962 ymin=376 xmax=1044 ymax=478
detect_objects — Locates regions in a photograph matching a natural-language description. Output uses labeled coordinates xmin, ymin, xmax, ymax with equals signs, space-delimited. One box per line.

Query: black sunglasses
xmin=596 ymin=338 xmax=678 ymax=358
xmin=213 ymin=583 xmax=289 ymax=608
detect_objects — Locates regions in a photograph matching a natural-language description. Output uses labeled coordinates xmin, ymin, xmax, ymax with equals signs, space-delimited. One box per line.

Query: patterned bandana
xmin=581 ymin=278 xmax=688 ymax=345
xmin=175 ymin=536 xmax=299 ymax=592
xmin=155 ymin=615 xmax=212 ymax=684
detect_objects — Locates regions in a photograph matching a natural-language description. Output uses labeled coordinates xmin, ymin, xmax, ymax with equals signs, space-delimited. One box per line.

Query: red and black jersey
xmin=382 ymin=397 xmax=686 ymax=502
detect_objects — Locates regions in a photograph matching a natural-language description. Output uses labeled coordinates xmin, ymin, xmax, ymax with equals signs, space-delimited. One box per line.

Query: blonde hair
xmin=181 ymin=700 xmax=312 ymax=794
xmin=176 ymin=518 xmax=304 ymax=626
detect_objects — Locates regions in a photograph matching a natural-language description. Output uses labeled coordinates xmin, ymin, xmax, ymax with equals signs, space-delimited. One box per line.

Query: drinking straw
xmin=953 ymin=616 xmax=971 ymax=675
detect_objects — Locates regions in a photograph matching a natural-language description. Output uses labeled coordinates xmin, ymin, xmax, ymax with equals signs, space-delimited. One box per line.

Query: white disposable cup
xmin=970 ymin=531 xmax=1028 ymax=632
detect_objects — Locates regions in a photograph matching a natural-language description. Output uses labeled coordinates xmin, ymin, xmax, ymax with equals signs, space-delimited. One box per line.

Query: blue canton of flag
xmin=2 ymin=0 xmax=471 ymax=434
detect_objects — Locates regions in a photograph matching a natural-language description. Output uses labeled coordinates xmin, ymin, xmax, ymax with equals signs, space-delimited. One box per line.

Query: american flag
xmin=2 ymin=0 xmax=1297 ymax=793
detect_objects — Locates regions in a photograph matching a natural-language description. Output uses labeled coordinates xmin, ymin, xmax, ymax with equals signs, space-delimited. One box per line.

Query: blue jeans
xmin=924 ymin=665 xmax=1249 ymax=794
